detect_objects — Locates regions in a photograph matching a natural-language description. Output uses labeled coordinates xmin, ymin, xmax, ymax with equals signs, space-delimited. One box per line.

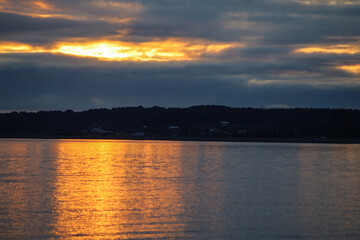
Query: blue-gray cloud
xmin=1 ymin=60 xmax=360 ymax=111
xmin=0 ymin=12 xmax=122 ymax=43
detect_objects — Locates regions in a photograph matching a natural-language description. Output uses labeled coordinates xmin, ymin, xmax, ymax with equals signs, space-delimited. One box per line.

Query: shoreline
xmin=1 ymin=135 xmax=360 ymax=144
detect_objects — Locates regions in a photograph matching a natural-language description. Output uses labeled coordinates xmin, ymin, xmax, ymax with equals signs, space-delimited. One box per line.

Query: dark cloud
xmin=0 ymin=12 xmax=75 ymax=32
xmin=128 ymin=0 xmax=360 ymax=43
xmin=1 ymin=60 xmax=360 ymax=111
xmin=258 ymin=14 xmax=360 ymax=45
xmin=0 ymin=12 xmax=122 ymax=43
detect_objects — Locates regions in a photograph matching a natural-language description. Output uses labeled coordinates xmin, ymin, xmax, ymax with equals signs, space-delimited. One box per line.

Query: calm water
xmin=0 ymin=139 xmax=359 ymax=239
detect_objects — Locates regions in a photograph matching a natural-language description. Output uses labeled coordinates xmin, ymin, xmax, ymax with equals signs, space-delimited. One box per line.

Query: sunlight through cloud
xmin=0 ymin=40 xmax=239 ymax=62
xmin=292 ymin=0 xmax=360 ymax=5
xmin=295 ymin=45 xmax=360 ymax=54
xmin=337 ymin=64 xmax=360 ymax=74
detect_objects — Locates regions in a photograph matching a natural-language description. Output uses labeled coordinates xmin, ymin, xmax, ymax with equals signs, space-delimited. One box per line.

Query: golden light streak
xmin=0 ymin=42 xmax=47 ymax=53
xmin=0 ymin=40 xmax=239 ymax=62
xmin=295 ymin=45 xmax=360 ymax=54
xmin=56 ymin=40 xmax=236 ymax=61
xmin=0 ymin=0 xmax=75 ymax=20
xmin=0 ymin=9 xmax=78 ymax=19
xmin=293 ymin=0 xmax=360 ymax=5
xmin=90 ymin=0 xmax=144 ymax=12
xmin=0 ymin=0 xmax=55 ymax=12
xmin=0 ymin=0 xmax=143 ymax=20
xmin=56 ymin=42 xmax=185 ymax=61
xmin=337 ymin=64 xmax=360 ymax=74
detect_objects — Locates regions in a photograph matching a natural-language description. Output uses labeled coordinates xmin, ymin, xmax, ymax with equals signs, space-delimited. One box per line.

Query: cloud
xmin=0 ymin=0 xmax=144 ymax=20
xmin=1 ymin=59 xmax=360 ymax=111
xmin=295 ymin=44 xmax=360 ymax=54
xmin=0 ymin=12 xmax=121 ymax=44
xmin=0 ymin=39 xmax=239 ymax=61
xmin=0 ymin=0 xmax=360 ymax=110
xmin=291 ymin=0 xmax=360 ymax=5
xmin=337 ymin=64 xmax=360 ymax=74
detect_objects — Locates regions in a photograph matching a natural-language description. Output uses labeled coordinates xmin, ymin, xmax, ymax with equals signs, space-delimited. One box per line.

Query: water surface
xmin=0 ymin=139 xmax=359 ymax=239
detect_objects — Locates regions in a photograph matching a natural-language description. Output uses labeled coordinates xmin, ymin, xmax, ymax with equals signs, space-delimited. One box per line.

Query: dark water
xmin=0 ymin=139 xmax=359 ymax=239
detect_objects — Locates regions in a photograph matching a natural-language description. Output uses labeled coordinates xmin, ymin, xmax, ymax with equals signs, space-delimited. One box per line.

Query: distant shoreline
xmin=1 ymin=136 xmax=360 ymax=144
xmin=2 ymin=106 xmax=360 ymax=142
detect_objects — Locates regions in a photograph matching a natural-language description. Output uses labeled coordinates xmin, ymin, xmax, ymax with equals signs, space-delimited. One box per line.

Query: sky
xmin=0 ymin=0 xmax=360 ymax=111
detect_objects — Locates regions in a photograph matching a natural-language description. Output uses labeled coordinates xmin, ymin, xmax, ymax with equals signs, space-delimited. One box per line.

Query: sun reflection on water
xmin=52 ymin=140 xmax=189 ymax=239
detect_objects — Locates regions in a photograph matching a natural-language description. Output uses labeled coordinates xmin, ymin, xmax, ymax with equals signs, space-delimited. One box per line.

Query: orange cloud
xmin=90 ymin=0 xmax=144 ymax=12
xmin=337 ymin=64 xmax=360 ymax=74
xmin=33 ymin=1 xmax=53 ymax=10
xmin=0 ymin=39 xmax=239 ymax=62
xmin=0 ymin=42 xmax=47 ymax=53
xmin=0 ymin=0 xmax=63 ymax=19
xmin=295 ymin=45 xmax=360 ymax=54
xmin=0 ymin=0 xmax=142 ymax=21
xmin=56 ymin=39 xmax=238 ymax=61
xmin=292 ymin=0 xmax=359 ymax=5
xmin=0 ymin=0 xmax=54 ymax=11
xmin=0 ymin=8 xmax=80 ymax=19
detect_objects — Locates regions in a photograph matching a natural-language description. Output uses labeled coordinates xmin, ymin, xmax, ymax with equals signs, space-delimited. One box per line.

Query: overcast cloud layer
xmin=0 ymin=0 xmax=359 ymax=111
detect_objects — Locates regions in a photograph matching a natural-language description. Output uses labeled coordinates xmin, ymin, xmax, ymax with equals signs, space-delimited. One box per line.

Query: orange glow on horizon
xmin=295 ymin=45 xmax=360 ymax=54
xmin=0 ymin=40 xmax=238 ymax=61
xmin=337 ymin=64 xmax=360 ymax=74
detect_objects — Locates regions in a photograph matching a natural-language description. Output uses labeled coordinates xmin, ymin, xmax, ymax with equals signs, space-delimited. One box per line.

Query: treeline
xmin=1 ymin=105 xmax=360 ymax=139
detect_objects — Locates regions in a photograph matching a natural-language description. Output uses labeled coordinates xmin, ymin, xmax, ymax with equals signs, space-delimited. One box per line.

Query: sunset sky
xmin=1 ymin=0 xmax=360 ymax=111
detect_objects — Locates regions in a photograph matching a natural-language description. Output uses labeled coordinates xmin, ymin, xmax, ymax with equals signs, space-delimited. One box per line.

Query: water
xmin=0 ymin=139 xmax=359 ymax=239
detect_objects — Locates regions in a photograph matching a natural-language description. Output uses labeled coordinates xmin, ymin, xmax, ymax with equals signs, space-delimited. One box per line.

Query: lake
xmin=0 ymin=139 xmax=359 ymax=239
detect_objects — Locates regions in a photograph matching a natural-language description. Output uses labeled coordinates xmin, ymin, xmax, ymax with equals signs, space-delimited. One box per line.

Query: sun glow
xmin=295 ymin=45 xmax=360 ymax=54
xmin=0 ymin=39 xmax=238 ymax=61
xmin=56 ymin=41 xmax=185 ymax=61
xmin=55 ymin=39 xmax=237 ymax=61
